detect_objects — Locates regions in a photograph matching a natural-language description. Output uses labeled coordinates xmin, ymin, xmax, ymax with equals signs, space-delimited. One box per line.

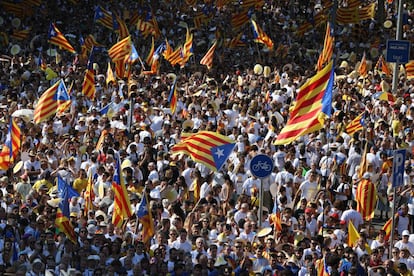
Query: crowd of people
xmin=1 ymin=0 xmax=414 ymax=275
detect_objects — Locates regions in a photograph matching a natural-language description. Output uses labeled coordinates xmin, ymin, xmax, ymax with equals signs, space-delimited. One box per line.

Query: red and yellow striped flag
xmin=112 ymin=156 xmax=132 ymax=228
xmin=375 ymin=55 xmax=391 ymax=76
xmin=358 ymin=52 xmax=368 ymax=77
xmin=274 ymin=61 xmax=334 ymax=145
xmin=48 ymin=23 xmax=76 ymax=54
xmin=356 ymin=178 xmax=377 ymax=221
xmin=0 ymin=118 xmax=21 ymax=170
xmin=345 ymin=112 xmax=365 ymax=136
xmin=146 ymin=36 xmax=155 ymax=65
xmin=34 ymin=80 xmax=70 ymax=124
xmin=251 ymin=19 xmax=273 ymax=50
xmin=317 ymin=22 xmax=334 ymax=71
xmin=382 ymin=217 xmax=393 ymax=241
xmin=81 ymin=56 xmax=96 ymax=100
xmin=200 ymin=41 xmax=217 ymax=70
xmin=108 ymin=35 xmax=132 ymax=62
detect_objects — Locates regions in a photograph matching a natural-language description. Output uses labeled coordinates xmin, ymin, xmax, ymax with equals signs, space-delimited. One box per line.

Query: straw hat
xmin=257 ymin=227 xmax=273 ymax=238
xmin=254 ymin=64 xmax=263 ymax=75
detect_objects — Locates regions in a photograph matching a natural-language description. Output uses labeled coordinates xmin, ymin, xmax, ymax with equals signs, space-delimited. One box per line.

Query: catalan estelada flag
xmin=55 ymin=176 xmax=79 ymax=244
xmin=108 ymin=35 xmax=132 ymax=62
xmin=0 ymin=118 xmax=21 ymax=170
xmin=115 ymin=14 xmax=130 ymax=39
xmin=373 ymin=91 xmax=396 ymax=104
xmin=168 ymin=76 xmax=178 ymax=114
xmin=34 ymin=79 xmax=70 ymax=124
xmin=94 ymin=5 xmax=115 ymax=30
xmin=317 ymin=22 xmax=334 ymax=71
xmin=81 ymin=52 xmax=96 ymax=100
xmin=171 ymin=131 xmax=236 ymax=171
xmin=200 ymin=40 xmax=217 ymax=70
xmin=382 ymin=217 xmax=393 ymax=241
xmin=48 ymin=23 xmax=76 ymax=54
xmin=251 ymin=19 xmax=273 ymax=50
xmin=356 ymin=178 xmax=377 ymax=221
xmin=112 ymin=156 xmax=132 ymax=228
xmin=375 ymin=55 xmax=391 ymax=76
xmin=137 ymin=193 xmax=155 ymax=243
xmin=274 ymin=61 xmax=334 ymax=145
xmin=346 ymin=112 xmax=365 ymax=136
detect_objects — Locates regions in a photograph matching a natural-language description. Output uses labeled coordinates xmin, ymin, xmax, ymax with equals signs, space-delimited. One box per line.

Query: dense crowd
xmin=1 ymin=0 xmax=414 ymax=275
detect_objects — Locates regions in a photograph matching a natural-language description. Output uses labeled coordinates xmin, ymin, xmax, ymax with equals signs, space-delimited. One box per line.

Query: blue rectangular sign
xmin=392 ymin=149 xmax=406 ymax=188
xmin=386 ymin=40 xmax=411 ymax=63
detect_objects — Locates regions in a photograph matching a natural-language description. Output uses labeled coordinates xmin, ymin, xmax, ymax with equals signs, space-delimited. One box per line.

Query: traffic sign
xmin=386 ymin=40 xmax=411 ymax=63
xmin=250 ymin=154 xmax=274 ymax=178
xmin=392 ymin=149 xmax=406 ymax=188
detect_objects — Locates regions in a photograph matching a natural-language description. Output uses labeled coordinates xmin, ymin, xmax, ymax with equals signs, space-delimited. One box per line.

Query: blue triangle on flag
xmin=211 ymin=143 xmax=235 ymax=170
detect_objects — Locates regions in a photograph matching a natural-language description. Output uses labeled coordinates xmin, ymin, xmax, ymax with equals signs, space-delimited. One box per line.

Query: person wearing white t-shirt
xmin=172 ymin=229 xmax=192 ymax=253
xmin=295 ymin=172 xmax=318 ymax=203
xmin=340 ymin=200 xmax=364 ymax=230
xmin=239 ymin=221 xmax=256 ymax=243
xmin=395 ymin=230 xmax=414 ymax=255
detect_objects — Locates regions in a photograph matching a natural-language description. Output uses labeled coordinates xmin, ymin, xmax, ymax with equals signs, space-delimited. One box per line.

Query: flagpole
xmin=391 ymin=0 xmax=404 ymax=95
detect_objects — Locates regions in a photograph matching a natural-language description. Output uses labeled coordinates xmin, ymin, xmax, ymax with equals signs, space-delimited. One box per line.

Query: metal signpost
xmin=390 ymin=149 xmax=406 ymax=256
xmin=250 ymin=154 xmax=274 ymax=228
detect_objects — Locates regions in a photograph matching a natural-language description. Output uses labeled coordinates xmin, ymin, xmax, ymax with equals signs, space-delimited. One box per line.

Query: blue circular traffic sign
xmin=250 ymin=154 xmax=274 ymax=178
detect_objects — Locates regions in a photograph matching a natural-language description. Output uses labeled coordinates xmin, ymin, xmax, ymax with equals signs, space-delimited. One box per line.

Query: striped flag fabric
xmin=112 ymin=156 xmax=132 ymax=228
xmin=84 ymin=174 xmax=95 ymax=216
xmin=168 ymin=77 xmax=178 ymax=114
xmin=0 ymin=118 xmax=21 ymax=170
xmin=375 ymin=55 xmax=391 ymax=76
xmin=269 ymin=194 xmax=282 ymax=232
xmin=382 ymin=217 xmax=393 ymax=241
xmin=358 ymin=143 xmax=368 ymax=179
xmin=356 ymin=178 xmax=378 ymax=221
xmin=316 ymin=258 xmax=329 ymax=276
xmin=171 ymin=131 xmax=236 ymax=171
xmin=231 ymin=11 xmax=250 ymax=30
xmin=145 ymin=36 xmax=155 ymax=65
xmin=48 ymin=23 xmax=76 ymax=53
xmin=274 ymin=61 xmax=334 ymax=145
xmin=200 ymin=41 xmax=217 ymax=70
xmin=10 ymin=28 xmax=31 ymax=41
xmin=112 ymin=157 xmax=132 ymax=227
xmin=406 ymin=60 xmax=414 ymax=79
xmin=179 ymin=29 xmax=194 ymax=67
xmin=317 ymin=22 xmax=334 ymax=71
xmin=345 ymin=112 xmax=365 ymax=136
xmin=94 ymin=5 xmax=114 ymax=30
xmin=108 ymin=35 xmax=132 ymax=62
xmin=34 ymin=79 xmax=70 ymax=124
xmin=225 ymin=33 xmax=247 ymax=48
xmin=55 ymin=176 xmax=78 ymax=244
xmin=336 ymin=3 xmax=376 ymax=25
xmin=358 ymin=52 xmax=368 ymax=77
xmin=81 ymin=53 xmax=96 ymax=100
xmin=95 ymin=129 xmax=108 ymax=151
xmin=251 ymin=19 xmax=273 ymax=50
xmin=115 ymin=14 xmax=130 ymax=39
xmin=57 ymin=81 xmax=74 ymax=116
xmin=137 ymin=193 xmax=155 ymax=243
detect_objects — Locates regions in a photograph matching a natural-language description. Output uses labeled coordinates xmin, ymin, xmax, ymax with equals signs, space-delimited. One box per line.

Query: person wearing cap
xmin=395 ymin=230 xmax=414 ymax=255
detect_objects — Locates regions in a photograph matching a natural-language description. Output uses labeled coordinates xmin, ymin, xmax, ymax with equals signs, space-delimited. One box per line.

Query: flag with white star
xmin=171 ymin=131 xmax=236 ymax=171
xmin=48 ymin=23 xmax=76 ymax=53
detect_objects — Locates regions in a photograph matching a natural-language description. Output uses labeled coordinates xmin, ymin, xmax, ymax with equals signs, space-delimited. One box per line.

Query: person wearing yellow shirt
xmin=72 ymin=169 xmax=88 ymax=194
xmin=32 ymin=172 xmax=54 ymax=193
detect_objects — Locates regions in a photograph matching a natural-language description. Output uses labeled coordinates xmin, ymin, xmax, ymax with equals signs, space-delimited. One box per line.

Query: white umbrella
xmin=12 ymin=109 xmax=34 ymax=122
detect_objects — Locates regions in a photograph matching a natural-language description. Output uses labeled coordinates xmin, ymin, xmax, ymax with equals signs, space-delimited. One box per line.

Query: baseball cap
xmin=402 ymin=230 xmax=410 ymax=236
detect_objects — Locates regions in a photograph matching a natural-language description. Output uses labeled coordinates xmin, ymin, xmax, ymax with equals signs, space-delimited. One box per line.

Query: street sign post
xmin=390 ymin=149 xmax=407 ymax=257
xmin=250 ymin=154 xmax=274 ymax=227
xmin=386 ymin=40 xmax=411 ymax=63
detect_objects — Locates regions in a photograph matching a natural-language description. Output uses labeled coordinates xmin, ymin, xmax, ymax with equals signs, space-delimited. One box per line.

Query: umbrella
xmin=373 ymin=91 xmax=396 ymax=104
xmin=12 ymin=109 xmax=34 ymax=122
